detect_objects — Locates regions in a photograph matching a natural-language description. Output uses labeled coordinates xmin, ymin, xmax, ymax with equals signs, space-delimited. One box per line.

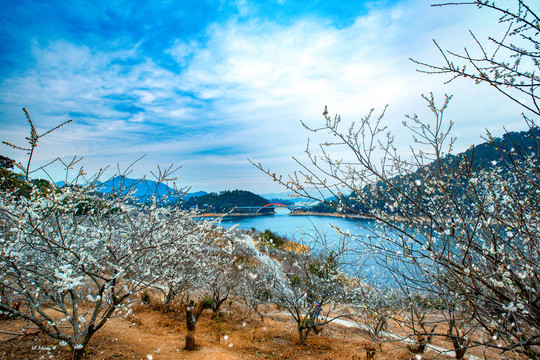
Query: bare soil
xmin=0 ymin=301 xmax=515 ymax=360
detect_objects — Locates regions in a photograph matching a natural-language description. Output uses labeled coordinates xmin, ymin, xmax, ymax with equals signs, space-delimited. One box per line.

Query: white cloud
xmin=182 ymin=0 xmax=527 ymax=139
xmin=0 ymin=0 xmax=531 ymax=192
xmin=167 ymin=40 xmax=199 ymax=67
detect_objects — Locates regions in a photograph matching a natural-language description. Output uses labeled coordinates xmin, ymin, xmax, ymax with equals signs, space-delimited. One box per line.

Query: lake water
xmin=219 ymin=208 xmax=391 ymax=283
xmin=220 ymin=208 xmax=375 ymax=242
xmin=219 ymin=209 xmax=431 ymax=287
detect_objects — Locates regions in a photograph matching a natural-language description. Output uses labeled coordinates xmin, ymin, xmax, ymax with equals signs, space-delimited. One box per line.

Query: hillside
xmin=181 ymin=189 xmax=274 ymax=214
xmin=413 ymin=126 xmax=540 ymax=178
xmin=307 ymin=126 xmax=540 ymax=215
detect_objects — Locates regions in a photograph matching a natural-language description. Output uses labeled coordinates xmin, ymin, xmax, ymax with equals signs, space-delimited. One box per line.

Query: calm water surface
xmin=219 ymin=208 xmax=397 ymax=285
xmin=219 ymin=208 xmax=376 ymax=242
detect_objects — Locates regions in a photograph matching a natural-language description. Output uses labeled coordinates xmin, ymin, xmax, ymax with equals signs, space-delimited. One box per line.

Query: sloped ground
xmin=0 ymin=301 xmax=511 ymax=360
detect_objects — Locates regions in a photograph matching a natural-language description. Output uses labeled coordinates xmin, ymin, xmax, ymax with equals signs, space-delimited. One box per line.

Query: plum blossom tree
xmin=178 ymin=251 xmax=234 ymax=350
xmin=147 ymin=225 xmax=239 ymax=350
xmin=235 ymin=260 xmax=274 ymax=321
xmin=145 ymin=218 xmax=224 ymax=313
xmin=413 ymin=1 xmax=540 ymax=117
xmin=0 ymin=172 xmax=220 ymax=360
xmin=255 ymin=95 xmax=540 ymax=356
xmin=346 ymin=286 xmax=403 ymax=359
xmin=254 ymin=1 xmax=540 ymax=356
xmin=265 ymin=243 xmax=350 ymax=345
xmin=0 ymin=110 xmax=222 ymax=359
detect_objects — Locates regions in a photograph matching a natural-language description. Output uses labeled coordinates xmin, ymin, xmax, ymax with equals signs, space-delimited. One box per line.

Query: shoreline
xmin=287 ymin=211 xmax=374 ymax=220
xmin=198 ymin=212 xmax=276 ymax=218
xmin=199 ymin=210 xmax=375 ymax=220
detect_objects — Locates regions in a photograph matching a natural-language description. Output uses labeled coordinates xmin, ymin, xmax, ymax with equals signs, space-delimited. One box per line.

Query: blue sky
xmin=0 ymin=0 xmax=532 ymax=193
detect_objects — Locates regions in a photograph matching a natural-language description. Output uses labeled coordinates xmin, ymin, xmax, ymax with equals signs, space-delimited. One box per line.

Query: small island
xmin=181 ymin=189 xmax=277 ymax=216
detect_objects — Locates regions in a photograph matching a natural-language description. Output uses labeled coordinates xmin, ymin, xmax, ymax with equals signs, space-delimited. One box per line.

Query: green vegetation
xmin=0 ymin=155 xmax=15 ymax=169
xmin=182 ymin=189 xmax=273 ymax=214
xmin=140 ymin=290 xmax=151 ymax=304
xmin=307 ymin=200 xmax=339 ymax=214
xmin=258 ymin=229 xmax=286 ymax=247
xmin=0 ymin=167 xmax=54 ymax=199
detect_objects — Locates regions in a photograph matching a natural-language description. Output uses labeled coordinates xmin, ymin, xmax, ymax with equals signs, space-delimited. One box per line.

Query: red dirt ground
xmin=0 ymin=300 xmax=520 ymax=360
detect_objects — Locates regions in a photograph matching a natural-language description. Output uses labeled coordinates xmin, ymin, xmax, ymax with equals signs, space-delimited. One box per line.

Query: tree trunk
xmin=298 ymin=322 xmax=310 ymax=345
xmin=215 ymin=311 xmax=222 ymax=343
xmin=184 ymin=300 xmax=205 ymax=351
xmin=211 ymin=296 xmax=226 ymax=320
xmin=162 ymin=290 xmax=175 ymax=313
xmin=448 ymin=315 xmax=468 ymax=360
xmin=70 ymin=328 xmax=95 ymax=360
xmin=185 ymin=329 xmax=196 ymax=351
xmin=71 ymin=348 xmax=84 ymax=360
xmin=365 ymin=345 xmax=377 ymax=360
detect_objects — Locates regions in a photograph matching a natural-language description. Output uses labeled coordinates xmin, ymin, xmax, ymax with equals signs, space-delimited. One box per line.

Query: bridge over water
xmin=235 ymin=203 xmax=310 ymax=213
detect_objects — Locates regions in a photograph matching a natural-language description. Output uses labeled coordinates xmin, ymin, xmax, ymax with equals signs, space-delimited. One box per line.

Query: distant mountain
xmin=98 ymin=176 xmax=207 ymax=202
xmin=184 ymin=190 xmax=208 ymax=199
xmin=58 ymin=176 xmax=207 ymax=203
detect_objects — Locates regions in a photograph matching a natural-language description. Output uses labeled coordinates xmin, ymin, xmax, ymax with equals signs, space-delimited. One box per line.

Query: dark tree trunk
xmin=365 ymin=345 xmax=377 ymax=360
xmin=185 ymin=329 xmax=196 ymax=351
xmin=70 ymin=327 xmax=95 ymax=360
xmin=297 ymin=322 xmax=311 ymax=345
xmin=162 ymin=290 xmax=175 ymax=313
xmin=447 ymin=315 xmax=469 ymax=360
xmin=184 ymin=300 xmax=205 ymax=351
xmin=211 ymin=296 xmax=227 ymax=319
xmin=71 ymin=348 xmax=84 ymax=360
